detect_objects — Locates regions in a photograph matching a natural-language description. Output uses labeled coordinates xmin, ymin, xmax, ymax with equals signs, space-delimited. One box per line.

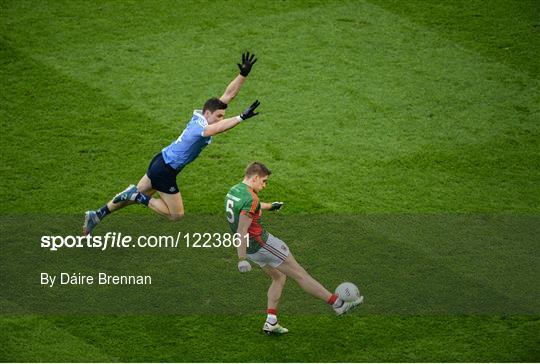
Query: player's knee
xmin=269 ymin=271 xmax=286 ymax=288
xmin=276 ymin=272 xmax=286 ymax=286
xmin=168 ymin=212 xmax=184 ymax=221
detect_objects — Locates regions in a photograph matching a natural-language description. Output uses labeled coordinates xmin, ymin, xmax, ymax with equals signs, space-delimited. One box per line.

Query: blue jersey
xmin=162 ymin=110 xmax=212 ymax=170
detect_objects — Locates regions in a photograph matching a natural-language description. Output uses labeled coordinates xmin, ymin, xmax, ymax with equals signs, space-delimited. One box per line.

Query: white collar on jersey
xmin=193 ymin=110 xmax=208 ymax=126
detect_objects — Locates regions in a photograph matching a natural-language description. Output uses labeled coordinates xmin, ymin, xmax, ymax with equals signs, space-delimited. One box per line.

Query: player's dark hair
xmin=203 ymin=97 xmax=228 ymax=113
xmin=245 ymin=162 xmax=272 ymax=178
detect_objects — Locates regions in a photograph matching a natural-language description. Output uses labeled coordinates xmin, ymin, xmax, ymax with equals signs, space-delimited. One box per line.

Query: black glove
xmin=240 ymin=100 xmax=260 ymax=120
xmin=269 ymin=202 xmax=284 ymax=211
xmin=237 ymin=51 xmax=257 ymax=77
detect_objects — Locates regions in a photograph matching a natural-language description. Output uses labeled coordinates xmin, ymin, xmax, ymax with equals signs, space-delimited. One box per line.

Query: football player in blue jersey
xmin=83 ymin=52 xmax=260 ymax=235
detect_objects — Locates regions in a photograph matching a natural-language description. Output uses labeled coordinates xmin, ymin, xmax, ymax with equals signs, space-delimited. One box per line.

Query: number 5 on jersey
xmin=226 ymin=198 xmax=235 ymax=223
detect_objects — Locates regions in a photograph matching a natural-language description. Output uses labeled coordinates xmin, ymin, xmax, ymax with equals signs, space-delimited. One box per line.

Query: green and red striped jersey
xmin=225 ymin=182 xmax=268 ymax=253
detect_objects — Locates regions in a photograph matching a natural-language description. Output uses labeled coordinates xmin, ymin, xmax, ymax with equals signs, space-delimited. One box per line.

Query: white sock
xmin=266 ymin=313 xmax=278 ymax=325
xmin=332 ymin=297 xmax=344 ymax=309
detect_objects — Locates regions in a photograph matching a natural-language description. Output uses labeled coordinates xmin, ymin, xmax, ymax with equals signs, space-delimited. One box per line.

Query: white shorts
xmin=247 ymin=233 xmax=290 ymax=268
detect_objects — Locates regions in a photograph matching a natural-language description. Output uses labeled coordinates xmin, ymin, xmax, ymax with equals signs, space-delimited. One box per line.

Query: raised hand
xmin=237 ymin=51 xmax=258 ymax=77
xmin=240 ymin=100 xmax=260 ymax=120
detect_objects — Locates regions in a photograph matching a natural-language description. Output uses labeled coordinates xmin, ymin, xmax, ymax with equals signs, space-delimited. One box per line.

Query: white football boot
xmin=334 ymin=295 xmax=364 ymax=316
xmin=263 ymin=321 xmax=289 ymax=335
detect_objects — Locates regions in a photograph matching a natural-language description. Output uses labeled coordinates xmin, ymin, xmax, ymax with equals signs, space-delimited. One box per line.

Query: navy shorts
xmin=146 ymin=152 xmax=181 ymax=194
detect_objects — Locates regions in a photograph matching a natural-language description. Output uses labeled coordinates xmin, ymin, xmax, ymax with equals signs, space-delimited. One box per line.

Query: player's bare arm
xmin=260 ymin=202 xmax=284 ymax=211
xmin=220 ymin=52 xmax=257 ymax=104
xmin=203 ymin=100 xmax=260 ymax=137
xmin=236 ymin=214 xmax=252 ymax=273
xmin=220 ymin=75 xmax=245 ymax=104
xmin=203 ymin=116 xmax=242 ymax=137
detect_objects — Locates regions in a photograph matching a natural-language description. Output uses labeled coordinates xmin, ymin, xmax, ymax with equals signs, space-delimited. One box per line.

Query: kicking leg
xmin=276 ymin=252 xmax=363 ymax=315
xmin=276 ymin=252 xmax=333 ymax=301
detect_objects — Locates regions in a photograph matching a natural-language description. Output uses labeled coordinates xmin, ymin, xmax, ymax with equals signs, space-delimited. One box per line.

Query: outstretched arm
xmin=220 ymin=52 xmax=257 ymax=104
xmin=261 ymin=202 xmax=284 ymax=211
xmin=203 ymin=116 xmax=242 ymax=137
xmin=220 ymin=75 xmax=246 ymax=105
xmin=203 ymin=100 xmax=260 ymax=137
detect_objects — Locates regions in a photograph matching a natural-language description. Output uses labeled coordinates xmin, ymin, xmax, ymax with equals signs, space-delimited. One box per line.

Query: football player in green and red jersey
xmin=225 ymin=162 xmax=363 ymax=335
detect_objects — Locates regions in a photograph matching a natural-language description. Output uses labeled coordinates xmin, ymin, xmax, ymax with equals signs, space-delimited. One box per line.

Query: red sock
xmin=266 ymin=308 xmax=278 ymax=325
xmin=327 ymin=294 xmax=338 ymax=305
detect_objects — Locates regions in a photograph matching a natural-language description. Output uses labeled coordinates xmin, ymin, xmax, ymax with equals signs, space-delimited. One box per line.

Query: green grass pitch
xmin=1 ymin=0 xmax=539 ymax=362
